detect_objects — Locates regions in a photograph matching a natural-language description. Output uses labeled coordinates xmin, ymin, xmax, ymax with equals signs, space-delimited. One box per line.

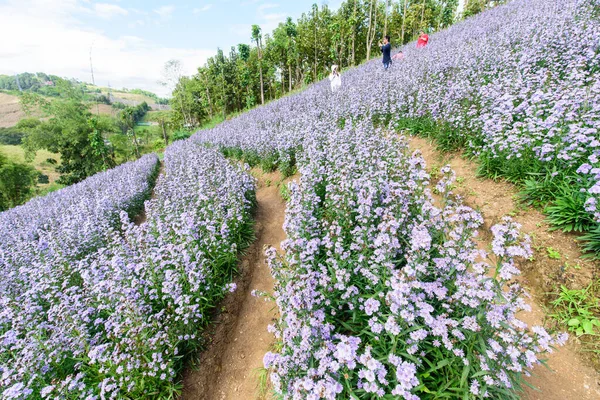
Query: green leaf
xmin=582 ymin=320 xmax=595 ymax=335
xmin=567 ymin=318 xmax=580 ymax=327
xmin=576 ymin=328 xmax=584 ymax=336
xmin=460 ymin=364 xmax=470 ymax=388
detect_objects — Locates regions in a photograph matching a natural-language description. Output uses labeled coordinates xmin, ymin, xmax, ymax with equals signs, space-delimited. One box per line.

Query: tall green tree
xmin=251 ymin=25 xmax=265 ymax=105
xmin=22 ymin=83 xmax=115 ymax=184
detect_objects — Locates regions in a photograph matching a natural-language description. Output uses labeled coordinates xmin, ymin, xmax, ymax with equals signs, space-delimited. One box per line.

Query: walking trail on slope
xmin=408 ymin=135 xmax=600 ymax=400
xmin=182 ymin=170 xmax=287 ymax=400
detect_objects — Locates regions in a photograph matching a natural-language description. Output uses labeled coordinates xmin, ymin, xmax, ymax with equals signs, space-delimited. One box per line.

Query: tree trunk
xmin=206 ymin=86 xmax=213 ymax=118
xmin=178 ymin=91 xmax=188 ymax=126
xmin=401 ymin=0 xmax=408 ymax=44
xmin=160 ymin=119 xmax=168 ymax=145
xmin=259 ymin=45 xmax=265 ymax=105
xmin=366 ymin=0 xmax=379 ymax=61
xmin=351 ymin=0 xmax=357 ymax=66
xmin=222 ymin=70 xmax=227 ymax=119
xmin=366 ymin=0 xmax=374 ymax=61
xmin=202 ymin=73 xmax=214 ymax=118
xmin=289 ymin=63 xmax=292 ymax=92
xmin=313 ymin=6 xmax=318 ymax=82
xmin=420 ymin=0 xmax=426 ymax=27
xmin=384 ymin=0 xmax=390 ymax=36
xmin=131 ymin=127 xmax=140 ymax=158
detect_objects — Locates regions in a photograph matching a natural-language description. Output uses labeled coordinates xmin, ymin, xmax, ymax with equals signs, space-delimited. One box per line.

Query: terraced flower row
xmin=0 ymin=153 xmax=159 ymax=263
xmin=0 ymin=143 xmax=255 ymax=399
xmin=264 ymin=125 xmax=566 ymax=399
xmin=195 ymin=0 xmax=600 ymax=255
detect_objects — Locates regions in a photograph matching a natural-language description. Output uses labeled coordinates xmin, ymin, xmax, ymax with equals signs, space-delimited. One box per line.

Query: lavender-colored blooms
xmin=264 ymin=126 xmax=564 ymax=398
xmin=0 ymin=143 xmax=255 ymax=398
xmin=189 ymin=1 xmax=586 ymax=394
xmin=194 ymin=0 xmax=600 ymax=223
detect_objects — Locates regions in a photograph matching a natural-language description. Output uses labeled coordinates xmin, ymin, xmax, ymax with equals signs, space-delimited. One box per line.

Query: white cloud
xmin=258 ymin=3 xmax=279 ymax=11
xmin=230 ymin=1 xmax=285 ymax=40
xmin=94 ymin=3 xmax=128 ymax=19
xmin=153 ymin=5 xmax=175 ymax=18
xmin=0 ymin=0 xmax=211 ymax=97
xmin=193 ymin=4 xmax=212 ymax=14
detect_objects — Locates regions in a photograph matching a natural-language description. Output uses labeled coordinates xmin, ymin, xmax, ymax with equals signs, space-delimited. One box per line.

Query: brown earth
xmin=0 ymin=92 xmax=116 ymax=129
xmin=409 ymin=135 xmax=600 ymax=400
xmin=0 ymin=93 xmax=26 ymax=128
xmin=182 ymin=170 xmax=287 ymax=400
xmin=89 ymin=103 xmax=116 ymax=117
xmin=133 ymin=161 xmax=163 ymax=226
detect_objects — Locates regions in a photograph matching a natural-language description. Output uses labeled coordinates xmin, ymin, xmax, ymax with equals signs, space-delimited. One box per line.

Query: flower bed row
xmin=0 ymin=153 xmax=160 ymax=260
xmin=194 ymin=0 xmax=600 ymax=255
xmin=264 ymin=125 xmax=566 ymax=399
xmin=0 ymin=143 xmax=256 ymax=399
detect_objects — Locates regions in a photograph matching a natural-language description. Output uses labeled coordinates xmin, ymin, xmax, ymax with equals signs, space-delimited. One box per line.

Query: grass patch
xmin=0 ymin=144 xmax=61 ymax=186
xmin=549 ymin=282 xmax=600 ymax=366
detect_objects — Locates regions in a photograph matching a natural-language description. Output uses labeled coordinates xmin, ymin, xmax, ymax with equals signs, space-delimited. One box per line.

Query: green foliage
xmin=545 ymin=187 xmax=596 ymax=233
xmin=0 ymin=127 xmax=25 ymax=145
xmin=279 ymin=182 xmax=291 ymax=202
xmin=126 ymin=88 xmax=160 ymax=102
xmin=37 ymin=173 xmax=49 ymax=184
xmin=519 ymin=174 xmax=563 ymax=208
xmin=0 ymin=151 xmax=38 ymax=210
xmin=546 ymin=247 xmax=561 ymax=260
xmin=172 ymin=130 xmax=192 ymax=141
xmin=118 ymin=102 xmax=151 ymax=130
xmin=35 ymin=182 xmax=64 ymax=197
xmin=111 ymin=102 xmax=127 ymax=110
xmin=550 ymin=283 xmax=600 ymax=339
xmin=579 ymin=224 xmax=600 ymax=260
xmin=463 ymin=0 xmax=487 ymax=18
xmin=21 ymin=90 xmax=116 ymax=185
xmin=259 ymin=153 xmax=279 ymax=173
xmin=0 ymin=119 xmax=42 ymax=145
xmin=152 ymin=138 xmax=167 ymax=151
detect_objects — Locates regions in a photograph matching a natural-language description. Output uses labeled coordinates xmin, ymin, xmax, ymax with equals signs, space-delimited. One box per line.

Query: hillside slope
xmin=0 ymin=93 xmax=25 ymax=128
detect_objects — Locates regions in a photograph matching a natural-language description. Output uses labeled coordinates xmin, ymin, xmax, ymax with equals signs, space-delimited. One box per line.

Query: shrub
xmin=0 ymin=154 xmax=38 ymax=210
xmin=172 ymin=129 xmax=192 ymax=141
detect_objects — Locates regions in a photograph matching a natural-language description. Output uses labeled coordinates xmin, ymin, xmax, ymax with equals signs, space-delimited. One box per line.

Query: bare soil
xmin=182 ymin=170 xmax=287 ymax=400
xmin=0 ymin=93 xmax=26 ymax=128
xmin=89 ymin=103 xmax=116 ymax=117
xmin=409 ymin=136 xmax=600 ymax=400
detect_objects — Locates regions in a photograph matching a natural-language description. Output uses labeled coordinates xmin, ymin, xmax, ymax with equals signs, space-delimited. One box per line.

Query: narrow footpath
xmin=409 ymin=136 xmax=600 ymax=400
xmin=182 ymin=170 xmax=286 ymax=400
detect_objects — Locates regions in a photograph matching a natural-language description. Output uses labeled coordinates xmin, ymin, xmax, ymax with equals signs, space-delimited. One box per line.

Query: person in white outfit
xmin=329 ymin=65 xmax=341 ymax=92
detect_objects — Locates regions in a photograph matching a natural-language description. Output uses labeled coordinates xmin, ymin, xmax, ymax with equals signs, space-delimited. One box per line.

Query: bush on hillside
xmin=0 ymin=152 xmax=38 ymax=211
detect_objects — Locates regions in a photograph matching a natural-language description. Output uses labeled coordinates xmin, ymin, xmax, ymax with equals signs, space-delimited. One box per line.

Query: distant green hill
xmin=0 ymin=72 xmax=168 ymax=106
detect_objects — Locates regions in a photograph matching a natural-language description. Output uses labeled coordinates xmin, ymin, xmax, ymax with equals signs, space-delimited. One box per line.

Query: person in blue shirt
xmin=380 ymin=35 xmax=392 ymax=70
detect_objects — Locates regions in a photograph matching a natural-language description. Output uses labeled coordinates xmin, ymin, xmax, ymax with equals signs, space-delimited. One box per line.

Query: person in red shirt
xmin=416 ymin=30 xmax=429 ymax=48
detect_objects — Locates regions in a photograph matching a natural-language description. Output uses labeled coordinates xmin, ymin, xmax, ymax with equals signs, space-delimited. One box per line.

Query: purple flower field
xmin=0 ymin=144 xmax=255 ymax=398
xmin=191 ymin=0 xmax=595 ymax=397
xmin=1 ymin=0 xmax=596 ymax=397
xmin=195 ymin=0 xmax=600 ymax=251
xmin=264 ymin=125 xmax=566 ymax=399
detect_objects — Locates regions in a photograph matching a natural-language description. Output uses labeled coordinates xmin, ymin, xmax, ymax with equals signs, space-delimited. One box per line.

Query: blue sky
xmin=0 ymin=0 xmax=342 ymax=96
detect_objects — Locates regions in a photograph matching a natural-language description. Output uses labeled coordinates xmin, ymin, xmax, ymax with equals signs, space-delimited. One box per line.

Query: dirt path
xmin=182 ymin=171 xmax=286 ymax=400
xmin=408 ymin=136 xmax=600 ymax=400
xmin=133 ymin=160 xmax=163 ymax=226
